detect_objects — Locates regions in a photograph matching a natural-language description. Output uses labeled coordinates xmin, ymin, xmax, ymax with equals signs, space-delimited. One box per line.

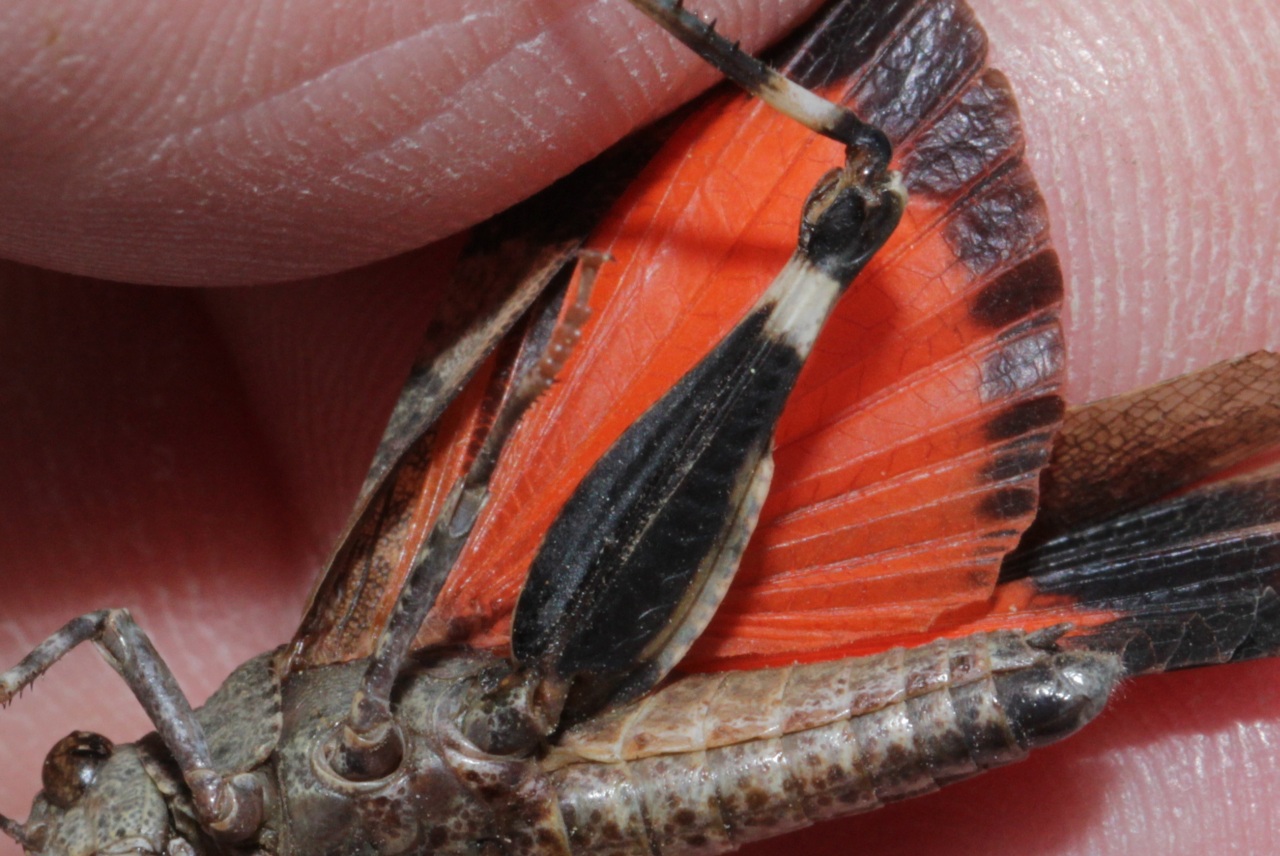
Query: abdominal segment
xmin=543 ymin=630 xmax=1118 ymax=856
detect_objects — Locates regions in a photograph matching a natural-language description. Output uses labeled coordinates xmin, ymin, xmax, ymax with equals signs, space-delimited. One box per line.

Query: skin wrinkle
xmin=7 ymin=5 xmax=207 ymax=151
xmin=592 ymin=4 xmax=679 ymax=120
xmin=1096 ymin=11 xmax=1154 ymax=392
xmin=339 ymin=10 xmax=577 ymax=174
xmin=18 ymin=3 xmax=514 ymax=220
xmin=1210 ymin=4 xmax=1272 ymax=355
xmin=111 ymin=13 xmax=505 ymax=182
xmin=1156 ymin=5 xmax=1241 ymax=376
xmin=0 ymin=1 xmax=811 ymax=284
xmin=275 ymin=5 xmax=475 ymax=136
xmin=1152 ymin=12 xmax=1195 ymax=370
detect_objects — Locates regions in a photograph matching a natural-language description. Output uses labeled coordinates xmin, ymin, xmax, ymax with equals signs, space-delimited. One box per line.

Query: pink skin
xmin=0 ymin=1 xmax=1277 ymax=853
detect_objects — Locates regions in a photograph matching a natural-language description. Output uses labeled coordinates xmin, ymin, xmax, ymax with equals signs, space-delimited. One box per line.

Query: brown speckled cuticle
xmin=548 ymin=631 xmax=1113 ymax=854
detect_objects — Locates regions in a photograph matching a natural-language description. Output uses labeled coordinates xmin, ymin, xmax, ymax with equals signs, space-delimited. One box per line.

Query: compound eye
xmin=41 ymin=731 xmax=115 ymax=809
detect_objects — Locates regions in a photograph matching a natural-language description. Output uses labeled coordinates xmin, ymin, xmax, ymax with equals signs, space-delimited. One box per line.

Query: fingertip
xmin=0 ymin=0 xmax=819 ymax=286
xmin=969 ymin=0 xmax=1280 ymax=402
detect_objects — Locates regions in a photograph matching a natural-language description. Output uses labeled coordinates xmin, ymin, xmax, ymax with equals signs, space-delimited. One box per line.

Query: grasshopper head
xmin=4 ymin=732 xmax=194 ymax=856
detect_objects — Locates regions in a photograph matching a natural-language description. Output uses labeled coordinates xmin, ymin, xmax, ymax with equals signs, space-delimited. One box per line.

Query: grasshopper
xmin=2 ymin=1 xmax=1277 ymax=854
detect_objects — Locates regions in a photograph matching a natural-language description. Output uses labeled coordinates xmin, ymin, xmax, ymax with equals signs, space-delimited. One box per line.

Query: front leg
xmin=0 ymin=609 xmax=264 ymax=841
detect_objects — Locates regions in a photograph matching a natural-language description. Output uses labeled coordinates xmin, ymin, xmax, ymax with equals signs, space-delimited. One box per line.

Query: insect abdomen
xmin=544 ymin=632 xmax=1118 ymax=856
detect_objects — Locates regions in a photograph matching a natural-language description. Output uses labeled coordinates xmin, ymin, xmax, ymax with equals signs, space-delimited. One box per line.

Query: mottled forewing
xmin=973 ymin=355 xmax=1280 ymax=674
xmin=290 ymin=134 xmax=669 ymax=669
xmin=991 ymin=466 xmax=1280 ymax=674
xmin=1026 ymin=351 xmax=1280 ymax=543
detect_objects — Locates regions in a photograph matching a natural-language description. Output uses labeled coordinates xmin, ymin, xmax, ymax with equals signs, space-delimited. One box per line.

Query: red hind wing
xmin=422 ymin=0 xmax=1065 ymax=668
